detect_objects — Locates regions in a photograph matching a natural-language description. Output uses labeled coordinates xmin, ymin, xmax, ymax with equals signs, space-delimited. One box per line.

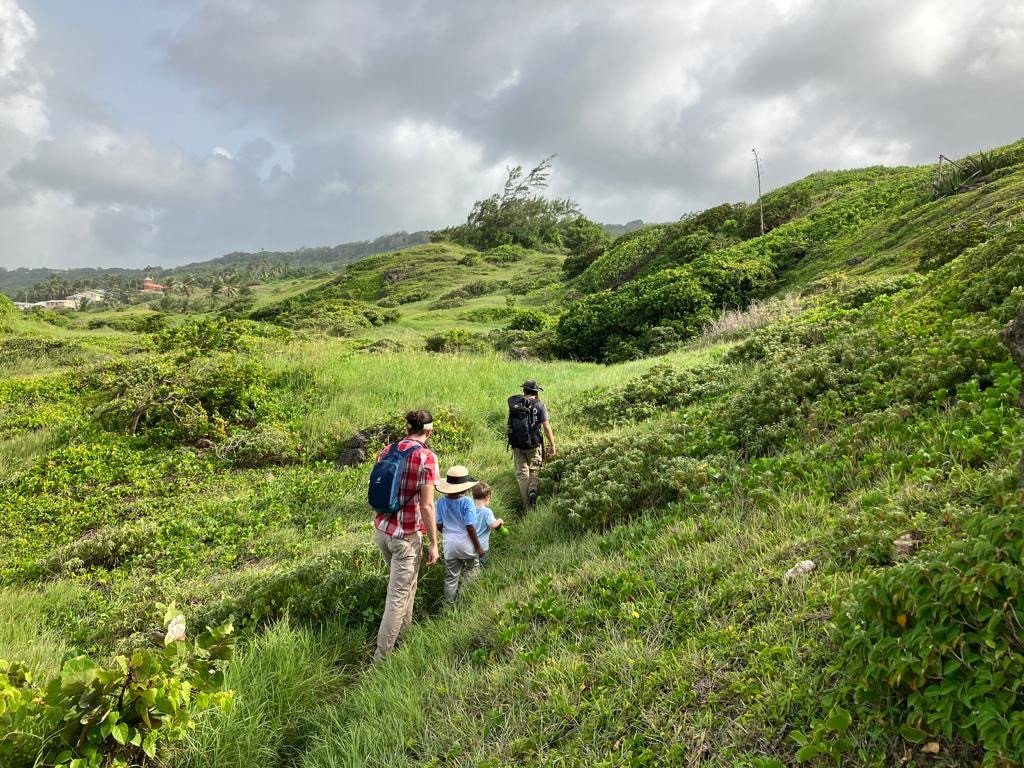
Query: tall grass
xmin=177 ymin=620 xmax=365 ymax=768
xmin=698 ymin=294 xmax=802 ymax=345
xmin=0 ymin=588 xmax=71 ymax=675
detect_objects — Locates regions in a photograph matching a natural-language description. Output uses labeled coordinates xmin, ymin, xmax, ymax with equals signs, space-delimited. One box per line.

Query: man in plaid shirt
xmin=373 ymin=409 xmax=440 ymax=660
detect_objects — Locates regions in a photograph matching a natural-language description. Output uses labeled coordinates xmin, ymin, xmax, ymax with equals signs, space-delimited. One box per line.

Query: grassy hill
xmin=1 ymin=139 xmax=1023 ymax=767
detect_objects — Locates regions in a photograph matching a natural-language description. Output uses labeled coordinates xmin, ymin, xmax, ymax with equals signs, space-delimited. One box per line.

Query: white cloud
xmin=2 ymin=0 xmax=1024 ymax=268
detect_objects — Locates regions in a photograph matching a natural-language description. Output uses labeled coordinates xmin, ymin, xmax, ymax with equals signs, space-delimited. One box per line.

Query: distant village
xmin=12 ymin=278 xmax=164 ymax=311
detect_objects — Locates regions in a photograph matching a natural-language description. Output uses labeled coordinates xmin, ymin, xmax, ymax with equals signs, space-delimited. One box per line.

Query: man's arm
xmin=543 ymin=420 xmax=556 ymax=457
xmin=419 ymin=484 xmax=439 ymax=565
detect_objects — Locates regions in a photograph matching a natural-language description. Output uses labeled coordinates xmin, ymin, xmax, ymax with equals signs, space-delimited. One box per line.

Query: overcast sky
xmin=1 ymin=0 xmax=1022 ymax=269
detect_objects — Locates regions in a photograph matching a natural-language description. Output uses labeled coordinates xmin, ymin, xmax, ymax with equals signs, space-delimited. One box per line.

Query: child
xmin=436 ymin=465 xmax=485 ymax=605
xmin=471 ymin=482 xmax=504 ymax=567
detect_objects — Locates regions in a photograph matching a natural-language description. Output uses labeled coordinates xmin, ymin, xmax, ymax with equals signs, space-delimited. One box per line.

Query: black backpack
xmin=507 ymin=395 xmax=542 ymax=449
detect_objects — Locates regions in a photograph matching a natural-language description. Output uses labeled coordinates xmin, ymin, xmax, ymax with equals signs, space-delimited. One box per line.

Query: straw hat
xmin=437 ymin=465 xmax=478 ymax=494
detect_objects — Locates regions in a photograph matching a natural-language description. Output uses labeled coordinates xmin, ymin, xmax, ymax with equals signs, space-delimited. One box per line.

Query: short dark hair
xmin=405 ymin=409 xmax=433 ymax=435
xmin=472 ymin=482 xmax=491 ymax=500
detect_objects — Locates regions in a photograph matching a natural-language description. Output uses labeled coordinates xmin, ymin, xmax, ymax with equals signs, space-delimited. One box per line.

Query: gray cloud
xmin=1 ymin=0 xmax=1023 ymax=268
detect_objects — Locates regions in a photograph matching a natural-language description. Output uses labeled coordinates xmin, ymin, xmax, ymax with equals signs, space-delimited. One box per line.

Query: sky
xmin=1 ymin=0 xmax=1023 ymax=269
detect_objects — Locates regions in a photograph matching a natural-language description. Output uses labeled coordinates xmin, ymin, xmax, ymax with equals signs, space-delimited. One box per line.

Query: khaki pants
xmin=512 ymin=445 xmax=543 ymax=511
xmin=374 ymin=529 xmax=423 ymax=660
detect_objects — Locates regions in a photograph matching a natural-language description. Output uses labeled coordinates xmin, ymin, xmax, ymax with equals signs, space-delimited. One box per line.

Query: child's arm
xmin=490 ymin=517 xmax=504 ymax=530
xmin=466 ymin=524 xmax=485 ymax=558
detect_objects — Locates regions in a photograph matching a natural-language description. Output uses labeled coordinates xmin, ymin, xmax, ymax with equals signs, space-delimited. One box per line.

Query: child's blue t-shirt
xmin=437 ymin=495 xmax=478 ymax=559
xmin=475 ymin=506 xmax=497 ymax=551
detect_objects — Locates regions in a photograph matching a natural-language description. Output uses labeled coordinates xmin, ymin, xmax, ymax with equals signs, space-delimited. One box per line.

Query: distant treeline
xmin=0 ymin=230 xmax=431 ymax=299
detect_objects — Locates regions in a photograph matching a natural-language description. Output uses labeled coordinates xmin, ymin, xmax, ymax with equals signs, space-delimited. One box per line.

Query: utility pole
xmin=752 ymin=148 xmax=765 ymax=236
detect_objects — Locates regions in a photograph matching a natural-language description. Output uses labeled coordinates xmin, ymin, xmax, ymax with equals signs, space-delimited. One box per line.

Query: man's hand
xmin=546 ymin=444 xmax=557 ymax=458
xmin=427 ymin=544 xmax=439 ymax=566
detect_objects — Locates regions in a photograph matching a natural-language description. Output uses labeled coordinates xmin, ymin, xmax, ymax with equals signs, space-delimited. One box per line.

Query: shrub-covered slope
xmin=1 ymin=139 xmax=1023 ymax=768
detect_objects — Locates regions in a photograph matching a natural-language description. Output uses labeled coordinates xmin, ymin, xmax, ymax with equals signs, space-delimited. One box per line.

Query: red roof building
xmin=142 ymin=278 xmax=164 ymax=293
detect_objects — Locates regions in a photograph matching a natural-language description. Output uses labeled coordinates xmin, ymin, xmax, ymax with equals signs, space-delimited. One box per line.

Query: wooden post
xmin=752 ymin=148 xmax=765 ymax=237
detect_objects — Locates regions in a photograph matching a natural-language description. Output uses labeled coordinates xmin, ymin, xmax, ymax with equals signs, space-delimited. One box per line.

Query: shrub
xmin=88 ymin=313 xmax=169 ymax=334
xmin=217 ymin=424 xmax=300 ymax=467
xmin=0 ymin=294 xmax=15 ymax=315
xmin=835 ymin=500 xmax=1024 ymax=763
xmin=92 ymin=353 xmax=273 ymax=443
xmin=25 ymin=307 xmax=72 ymax=327
xmin=573 ymin=363 xmax=730 ymax=425
xmin=556 ymin=268 xmax=713 ymax=362
xmin=0 ymin=608 xmax=233 ymax=768
xmin=547 ymin=429 xmax=732 ymax=530
xmin=424 ymin=329 xmax=490 ymax=354
xmin=155 ymin=317 xmax=248 ymax=356
xmin=459 ymin=306 xmax=515 ymax=324
xmin=483 ymin=245 xmax=529 ymax=264
xmin=917 ymin=221 xmax=992 ymax=272
xmin=506 ymin=273 xmax=557 ymax=296
xmin=506 ymin=308 xmax=550 ymax=332
xmin=0 ymin=337 xmax=89 ymax=371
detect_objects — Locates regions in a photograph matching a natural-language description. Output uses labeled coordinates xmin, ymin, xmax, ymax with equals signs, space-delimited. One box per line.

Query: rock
xmin=335 ymin=420 xmax=404 ymax=469
xmin=920 ymin=741 xmax=941 ymax=755
xmin=784 ymin=559 xmax=816 ymax=581
xmin=1001 ymin=306 xmax=1024 ymax=487
xmin=893 ymin=532 xmax=923 ymax=558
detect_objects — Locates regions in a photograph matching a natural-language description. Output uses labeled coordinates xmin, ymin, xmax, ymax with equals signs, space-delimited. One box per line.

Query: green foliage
xmin=437 ymin=157 xmax=579 ymax=251
xmin=0 ymin=374 xmax=80 ymax=438
xmin=931 ymin=150 xmax=1002 ymax=199
xmin=424 ymin=328 xmax=491 ymax=354
xmin=506 ymin=308 xmax=551 ymax=332
xmin=836 ymin=498 xmax=1024 ymax=764
xmin=0 ymin=294 xmax=15 ymax=315
xmin=88 ymin=312 xmax=169 ymax=334
xmin=917 ymin=221 xmax=993 ymax=272
xmin=0 ymin=607 xmax=233 ymax=768
xmin=572 ymin=363 xmax=730 ymax=424
xmin=91 ymin=353 xmax=272 ymax=442
xmin=556 ymin=268 xmax=714 ymax=362
xmin=155 ymin=317 xmax=249 ymax=356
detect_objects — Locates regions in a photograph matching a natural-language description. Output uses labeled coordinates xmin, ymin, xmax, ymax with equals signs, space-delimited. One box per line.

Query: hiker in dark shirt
xmin=507 ymin=379 xmax=556 ymax=511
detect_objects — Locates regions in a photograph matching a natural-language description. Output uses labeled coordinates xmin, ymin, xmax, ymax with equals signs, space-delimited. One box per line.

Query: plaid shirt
xmin=373 ymin=437 xmax=438 ymax=537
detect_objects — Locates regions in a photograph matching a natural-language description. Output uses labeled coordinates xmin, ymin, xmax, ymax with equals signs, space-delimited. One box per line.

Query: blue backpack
xmin=368 ymin=441 xmax=420 ymax=514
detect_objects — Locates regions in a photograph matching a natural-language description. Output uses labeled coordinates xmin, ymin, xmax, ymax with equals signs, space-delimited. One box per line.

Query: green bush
xmin=483 ymin=245 xmax=529 ymax=264
xmin=0 ymin=294 xmax=15 ymax=315
xmin=556 ymin=268 xmax=713 ymax=362
xmin=424 ymin=329 xmax=490 ymax=354
xmin=155 ymin=317 xmax=249 ymax=356
xmin=835 ymin=499 xmax=1024 ymax=763
xmin=0 ymin=607 xmax=233 ymax=768
xmin=506 ymin=308 xmax=550 ymax=332
xmin=88 ymin=313 xmax=169 ymax=334
xmin=918 ymin=221 xmax=993 ymax=272
xmin=573 ymin=363 xmax=730 ymax=425
xmin=92 ymin=353 xmax=273 ymax=443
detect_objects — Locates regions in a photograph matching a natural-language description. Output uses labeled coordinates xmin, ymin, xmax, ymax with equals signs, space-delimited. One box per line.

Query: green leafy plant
xmin=0 ymin=606 xmax=234 ymax=768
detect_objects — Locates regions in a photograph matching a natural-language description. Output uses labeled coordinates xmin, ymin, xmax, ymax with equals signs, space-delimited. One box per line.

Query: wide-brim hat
xmin=437 ymin=465 xmax=478 ymax=494
xmin=520 ymin=379 xmax=543 ymax=392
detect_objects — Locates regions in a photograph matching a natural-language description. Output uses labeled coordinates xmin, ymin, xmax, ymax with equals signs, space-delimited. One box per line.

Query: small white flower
xmin=165 ymin=615 xmax=187 ymax=645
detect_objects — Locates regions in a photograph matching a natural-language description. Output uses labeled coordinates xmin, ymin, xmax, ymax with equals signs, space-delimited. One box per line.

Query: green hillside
xmin=1 ymin=139 xmax=1023 ymax=768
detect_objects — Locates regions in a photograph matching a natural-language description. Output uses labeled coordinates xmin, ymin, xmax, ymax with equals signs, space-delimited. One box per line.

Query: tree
xmin=436 ymin=156 xmax=579 ymax=251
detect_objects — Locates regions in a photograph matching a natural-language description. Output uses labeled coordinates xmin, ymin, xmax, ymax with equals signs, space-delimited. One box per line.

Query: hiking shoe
xmin=528 ymin=489 xmax=538 ymax=508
